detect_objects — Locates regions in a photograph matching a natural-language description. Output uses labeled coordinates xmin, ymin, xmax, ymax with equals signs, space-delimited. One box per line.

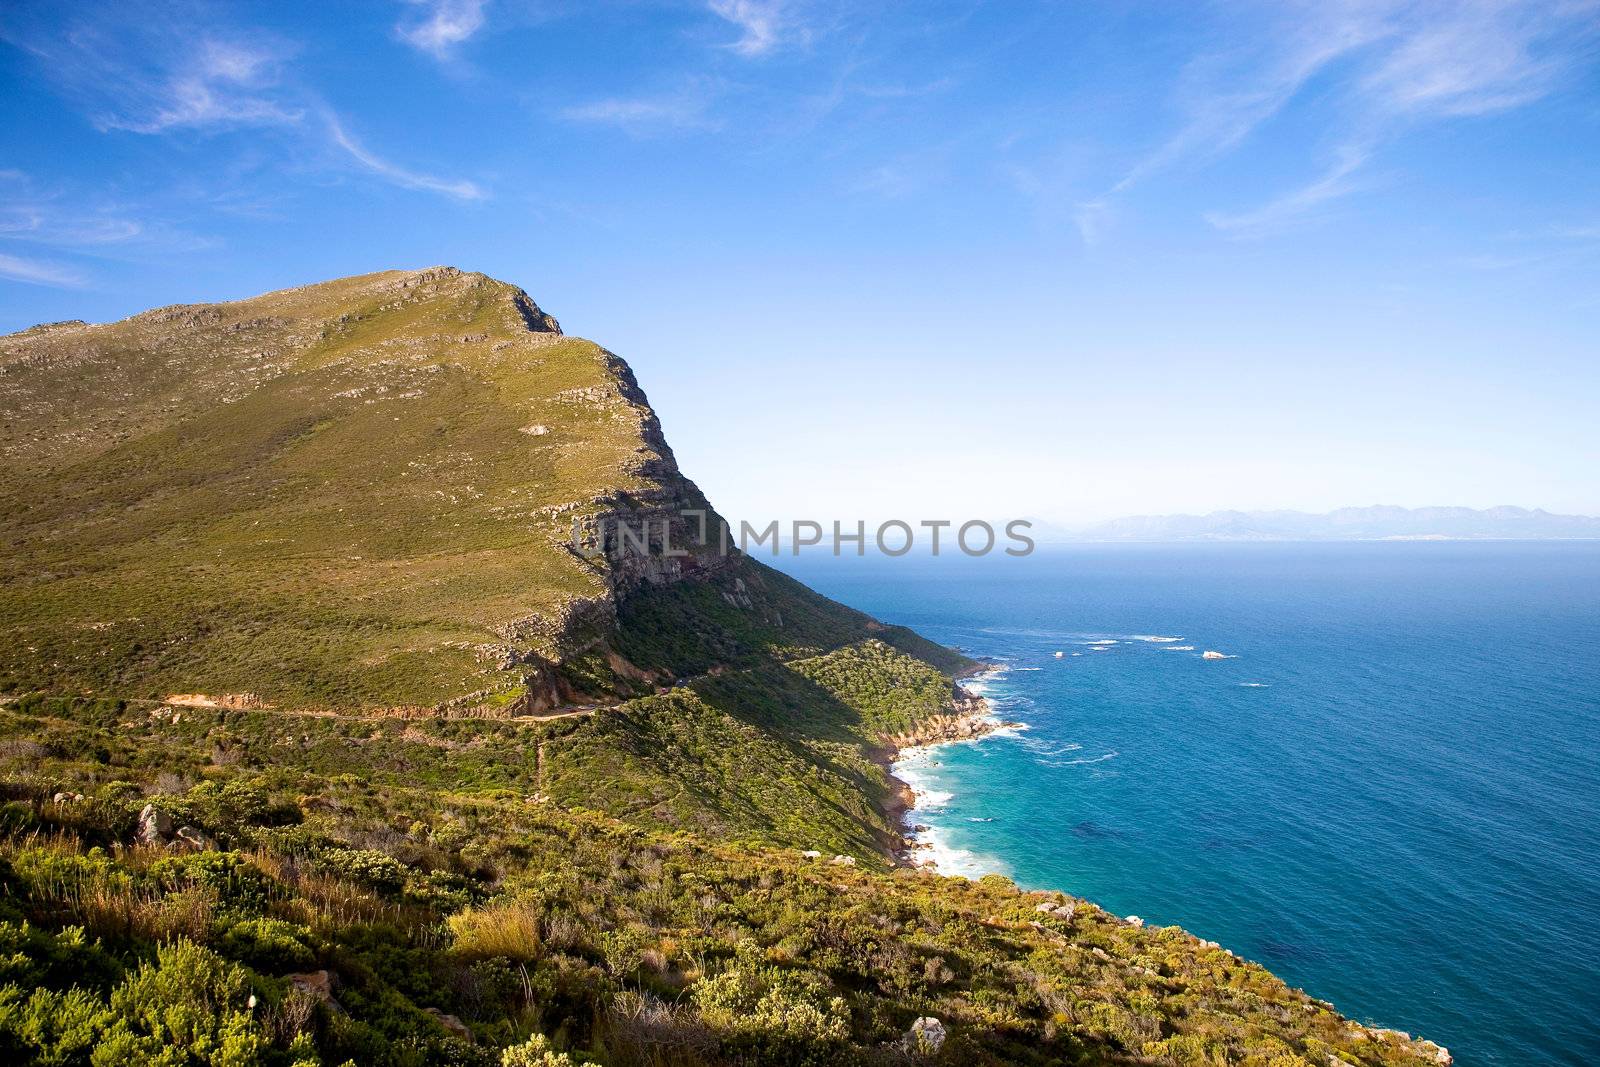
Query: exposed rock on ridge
xmin=0 ymin=266 xmax=742 ymax=712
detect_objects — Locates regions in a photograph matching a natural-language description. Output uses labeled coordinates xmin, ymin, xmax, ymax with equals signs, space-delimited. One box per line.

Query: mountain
xmin=0 ymin=267 xmax=956 ymax=714
xmin=1060 ymin=505 xmax=1600 ymax=543
xmin=0 ymin=271 xmax=1449 ymax=1066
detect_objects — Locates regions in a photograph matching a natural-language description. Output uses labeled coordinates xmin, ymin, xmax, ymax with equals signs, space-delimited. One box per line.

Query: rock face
xmin=173 ymin=826 xmax=216 ymax=852
xmin=164 ymin=692 xmax=265 ymax=710
xmin=0 ymin=267 xmax=746 ymax=714
xmin=903 ymin=1016 xmax=946 ymax=1054
xmin=425 ymin=1007 xmax=473 ymax=1042
xmin=880 ymin=688 xmax=1016 ymax=750
xmin=134 ymin=803 xmax=216 ymax=852
xmin=286 ymin=970 xmax=341 ymax=1012
xmin=135 ymin=804 xmax=173 ymax=846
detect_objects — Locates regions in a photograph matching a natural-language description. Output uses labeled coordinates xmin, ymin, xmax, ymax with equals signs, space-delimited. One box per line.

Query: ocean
xmin=775 ymin=542 xmax=1600 ymax=1067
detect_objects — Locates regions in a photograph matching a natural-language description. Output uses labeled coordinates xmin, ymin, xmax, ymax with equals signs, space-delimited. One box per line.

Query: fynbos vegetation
xmin=0 ymin=272 xmax=1450 ymax=1065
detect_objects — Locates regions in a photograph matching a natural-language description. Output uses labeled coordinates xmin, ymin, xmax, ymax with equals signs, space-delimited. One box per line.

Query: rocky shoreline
xmin=876 ymin=663 xmax=1022 ymax=869
xmin=873 ymin=661 xmax=1454 ymax=1066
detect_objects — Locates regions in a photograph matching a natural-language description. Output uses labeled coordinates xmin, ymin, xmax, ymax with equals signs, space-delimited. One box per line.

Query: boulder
xmin=136 ymin=804 xmax=173 ymax=846
xmin=829 ymin=854 xmax=856 ymax=866
xmin=426 ymin=1007 xmax=474 ymax=1042
xmin=286 ymin=970 xmax=340 ymax=1011
xmin=903 ymin=1016 xmax=946 ymax=1054
xmin=173 ymin=825 xmax=216 ymax=852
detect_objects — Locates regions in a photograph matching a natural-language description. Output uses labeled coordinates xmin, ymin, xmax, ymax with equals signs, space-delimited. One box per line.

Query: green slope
xmin=0 ymin=271 xmax=1449 ymax=1066
xmin=0 ymin=696 xmax=1451 ymax=1067
xmin=0 ymin=267 xmax=961 ymax=713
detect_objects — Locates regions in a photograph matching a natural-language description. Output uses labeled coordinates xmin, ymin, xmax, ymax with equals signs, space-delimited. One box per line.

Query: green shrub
xmin=0 ymin=921 xmax=120 ymax=990
xmin=0 ymin=802 xmax=36 ymax=836
xmin=499 ymin=1034 xmax=575 ymax=1067
xmin=148 ymin=853 xmax=274 ymax=912
xmin=97 ymin=939 xmax=267 ymax=1066
xmin=318 ymin=849 xmax=406 ymax=893
xmin=692 ymin=964 xmax=851 ymax=1062
xmin=216 ymin=917 xmax=317 ymax=973
xmin=0 ymin=983 xmax=115 ymax=1065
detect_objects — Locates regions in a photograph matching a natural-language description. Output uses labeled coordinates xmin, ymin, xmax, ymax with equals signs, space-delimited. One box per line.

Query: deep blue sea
xmin=775 ymin=542 xmax=1600 ymax=1067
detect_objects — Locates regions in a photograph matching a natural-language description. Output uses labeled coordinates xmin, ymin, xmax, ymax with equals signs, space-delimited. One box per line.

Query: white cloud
xmin=1455 ymin=218 xmax=1600 ymax=271
xmin=0 ymin=205 xmax=142 ymax=246
xmin=1073 ymin=198 xmax=1114 ymax=246
xmin=1112 ymin=14 xmax=1386 ymax=197
xmin=8 ymin=10 xmax=487 ymax=205
xmin=327 ymin=115 xmax=486 ymax=200
xmin=89 ymin=36 xmax=302 ymax=134
xmin=559 ymin=84 xmax=720 ymax=135
xmin=1359 ymin=0 xmax=1592 ymax=117
xmin=0 ymin=7 xmax=300 ymax=132
xmin=853 ymin=164 xmax=916 ymax=198
xmin=396 ymin=0 xmax=489 ymax=59
xmin=1090 ymin=0 xmax=1600 ymax=238
xmin=708 ymin=0 xmax=788 ymax=57
xmin=0 ymin=252 xmax=85 ymax=288
xmin=0 ymin=171 xmax=216 ymax=263
xmin=1206 ymin=145 xmax=1372 ymax=236
xmin=0 ymin=171 xmax=139 ymax=250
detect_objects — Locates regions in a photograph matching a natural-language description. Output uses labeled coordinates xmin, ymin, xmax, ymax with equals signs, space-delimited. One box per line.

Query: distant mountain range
xmin=1052 ymin=506 xmax=1600 ymax=543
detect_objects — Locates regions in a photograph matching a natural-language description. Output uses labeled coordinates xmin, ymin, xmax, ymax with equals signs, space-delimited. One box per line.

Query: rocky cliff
xmin=0 ymin=270 xmax=1451 ymax=1067
xmin=0 ymin=267 xmax=855 ymax=714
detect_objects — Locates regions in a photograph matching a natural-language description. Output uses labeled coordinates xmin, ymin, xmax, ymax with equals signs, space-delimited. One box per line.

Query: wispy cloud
xmin=1455 ymin=218 xmax=1600 ymax=271
xmin=852 ymin=164 xmax=916 ymax=198
xmin=59 ymin=29 xmax=303 ymax=134
xmin=0 ymin=252 xmax=85 ymax=288
xmin=559 ymin=83 xmax=721 ymax=136
xmin=1205 ymin=144 xmax=1372 ymax=236
xmin=396 ymin=0 xmax=489 ymax=59
xmin=1359 ymin=1 xmax=1589 ymax=117
xmin=0 ymin=200 xmax=143 ymax=247
xmin=708 ymin=0 xmax=791 ymax=57
xmin=1110 ymin=14 xmax=1386 ymax=197
xmin=1084 ymin=0 xmax=1600 ymax=239
xmin=1072 ymin=199 xmax=1114 ymax=246
xmin=326 ymin=116 xmax=486 ymax=200
xmin=0 ymin=170 xmax=188 ymax=265
xmin=6 ymin=6 xmax=489 ymax=204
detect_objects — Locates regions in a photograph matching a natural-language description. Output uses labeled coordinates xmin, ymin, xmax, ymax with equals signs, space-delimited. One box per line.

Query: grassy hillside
xmin=0 ymin=696 xmax=1451 ymax=1067
xmin=1 ymin=268 xmax=777 ymax=711
xmin=0 ymin=272 xmax=1448 ymax=1065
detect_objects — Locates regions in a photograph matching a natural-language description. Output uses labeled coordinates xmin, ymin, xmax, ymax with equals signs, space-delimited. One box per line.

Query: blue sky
xmin=3 ymin=0 xmax=1598 ymax=524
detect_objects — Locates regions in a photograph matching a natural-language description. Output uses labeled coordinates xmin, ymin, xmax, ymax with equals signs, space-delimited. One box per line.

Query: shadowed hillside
xmin=0 ymin=267 xmax=954 ymax=714
xmin=0 ymin=271 xmax=1450 ymax=1066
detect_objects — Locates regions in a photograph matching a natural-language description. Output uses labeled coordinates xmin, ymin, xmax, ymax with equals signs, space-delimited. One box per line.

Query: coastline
xmin=878 ymin=661 xmax=1022 ymax=871
xmin=879 ymin=654 xmax=1458 ymax=1064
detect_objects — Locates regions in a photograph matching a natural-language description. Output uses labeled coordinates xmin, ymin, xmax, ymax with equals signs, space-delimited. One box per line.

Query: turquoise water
xmin=776 ymin=543 xmax=1600 ymax=1067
